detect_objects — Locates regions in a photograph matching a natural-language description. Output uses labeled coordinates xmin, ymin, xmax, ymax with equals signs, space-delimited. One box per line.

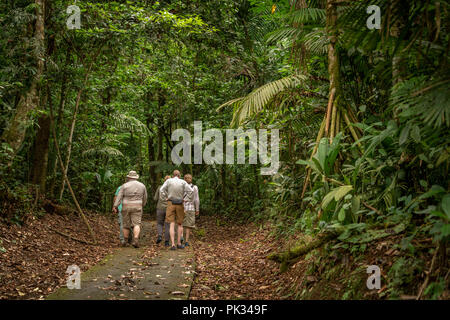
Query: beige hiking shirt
xmin=114 ymin=180 xmax=147 ymax=209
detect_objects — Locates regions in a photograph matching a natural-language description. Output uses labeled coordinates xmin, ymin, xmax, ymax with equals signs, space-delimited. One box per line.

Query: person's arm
xmin=194 ymin=186 xmax=200 ymax=214
xmin=154 ymin=186 xmax=160 ymax=202
xmin=112 ymin=195 xmax=117 ymax=213
xmin=160 ymin=180 xmax=169 ymax=201
xmin=142 ymin=186 xmax=148 ymax=207
xmin=183 ymin=181 xmax=194 ymax=202
xmin=113 ymin=186 xmax=124 ymax=209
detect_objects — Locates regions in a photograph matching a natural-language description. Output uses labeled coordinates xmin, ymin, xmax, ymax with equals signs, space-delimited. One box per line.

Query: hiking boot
xmin=177 ymin=244 xmax=184 ymax=249
xmin=170 ymin=246 xmax=176 ymax=251
xmin=120 ymin=241 xmax=127 ymax=247
xmin=132 ymin=238 xmax=139 ymax=248
xmin=184 ymin=242 xmax=189 ymax=247
xmin=156 ymin=236 xmax=162 ymax=244
xmin=164 ymin=240 xmax=170 ymax=247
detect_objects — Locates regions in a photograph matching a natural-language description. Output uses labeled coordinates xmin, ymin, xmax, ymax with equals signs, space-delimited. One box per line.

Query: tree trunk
xmin=31 ymin=112 xmax=51 ymax=194
xmin=49 ymin=52 xmax=71 ymax=198
xmin=58 ymin=47 xmax=102 ymax=200
xmin=301 ymin=0 xmax=344 ymax=201
xmin=58 ymin=86 xmax=83 ymax=201
xmin=48 ymin=91 xmax=96 ymax=244
xmin=293 ymin=0 xmax=308 ymax=71
xmin=156 ymin=125 xmax=163 ymax=182
xmin=326 ymin=0 xmax=340 ymax=103
xmin=1 ymin=0 xmax=45 ymax=159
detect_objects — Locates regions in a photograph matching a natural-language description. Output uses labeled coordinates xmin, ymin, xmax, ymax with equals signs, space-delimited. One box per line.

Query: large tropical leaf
xmin=217 ymin=74 xmax=307 ymax=126
xmin=322 ymin=185 xmax=353 ymax=209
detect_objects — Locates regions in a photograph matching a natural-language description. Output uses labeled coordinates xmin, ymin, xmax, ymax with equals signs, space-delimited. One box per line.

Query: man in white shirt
xmin=160 ymin=170 xmax=193 ymax=250
xmin=182 ymin=174 xmax=199 ymax=247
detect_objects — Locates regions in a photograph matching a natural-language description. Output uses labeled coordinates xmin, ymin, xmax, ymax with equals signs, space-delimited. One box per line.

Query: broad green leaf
xmin=297 ymin=159 xmax=320 ymax=174
xmin=338 ymin=208 xmax=346 ymax=222
xmin=321 ymin=185 xmax=353 ymax=209
xmin=315 ymin=138 xmax=328 ymax=172
xmin=334 ymin=185 xmax=353 ymax=202
xmin=441 ymin=194 xmax=450 ymax=220
xmin=440 ymin=223 xmax=450 ymax=237
xmin=351 ymin=195 xmax=360 ymax=215
xmin=419 ymin=185 xmax=445 ymax=200
xmin=322 ymin=188 xmax=338 ymax=209
xmin=326 ymin=133 xmax=342 ymax=174
xmin=411 ymin=124 xmax=421 ymax=143
xmin=399 ymin=123 xmax=411 ymax=145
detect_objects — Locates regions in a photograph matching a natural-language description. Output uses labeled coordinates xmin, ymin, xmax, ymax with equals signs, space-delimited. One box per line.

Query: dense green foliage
xmin=0 ymin=0 xmax=448 ymax=299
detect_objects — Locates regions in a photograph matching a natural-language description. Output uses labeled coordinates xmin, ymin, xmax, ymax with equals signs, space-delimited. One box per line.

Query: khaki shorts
xmin=122 ymin=206 xmax=142 ymax=229
xmin=183 ymin=211 xmax=196 ymax=229
xmin=165 ymin=201 xmax=185 ymax=225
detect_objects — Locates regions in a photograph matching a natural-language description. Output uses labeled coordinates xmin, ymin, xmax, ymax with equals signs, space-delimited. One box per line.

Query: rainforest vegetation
xmin=0 ymin=0 xmax=449 ymax=300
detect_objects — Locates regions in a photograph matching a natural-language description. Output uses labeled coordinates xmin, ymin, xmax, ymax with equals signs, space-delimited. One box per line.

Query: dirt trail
xmin=46 ymin=220 xmax=195 ymax=300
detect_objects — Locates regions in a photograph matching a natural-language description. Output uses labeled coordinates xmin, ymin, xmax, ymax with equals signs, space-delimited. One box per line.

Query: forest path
xmin=46 ymin=220 xmax=195 ymax=300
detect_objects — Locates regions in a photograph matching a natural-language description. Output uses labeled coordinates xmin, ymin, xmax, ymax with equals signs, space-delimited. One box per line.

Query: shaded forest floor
xmin=0 ymin=209 xmax=445 ymax=300
xmin=189 ymin=216 xmax=445 ymax=300
xmin=0 ymin=211 xmax=118 ymax=299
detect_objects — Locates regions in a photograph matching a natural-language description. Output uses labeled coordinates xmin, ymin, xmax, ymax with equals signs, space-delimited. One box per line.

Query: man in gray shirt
xmin=113 ymin=171 xmax=147 ymax=248
xmin=160 ymin=170 xmax=193 ymax=250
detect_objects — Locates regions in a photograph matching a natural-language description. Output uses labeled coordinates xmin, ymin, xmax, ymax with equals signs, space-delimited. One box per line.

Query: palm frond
xmin=218 ymin=74 xmax=307 ymax=126
xmin=287 ymin=8 xmax=326 ymax=25
xmin=266 ymin=27 xmax=300 ymax=45
xmin=301 ymin=28 xmax=328 ymax=55
xmin=391 ymin=76 xmax=450 ymax=128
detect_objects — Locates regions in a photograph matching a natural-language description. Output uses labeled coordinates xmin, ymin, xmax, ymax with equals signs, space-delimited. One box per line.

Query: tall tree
xmin=1 ymin=0 xmax=45 ymax=159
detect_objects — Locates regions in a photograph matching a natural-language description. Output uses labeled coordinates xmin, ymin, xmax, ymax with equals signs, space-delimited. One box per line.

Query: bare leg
xmin=123 ymin=227 xmax=130 ymax=242
xmin=177 ymin=224 xmax=183 ymax=246
xmin=133 ymin=225 xmax=140 ymax=239
xmin=185 ymin=227 xmax=191 ymax=243
xmin=170 ymin=222 xmax=176 ymax=246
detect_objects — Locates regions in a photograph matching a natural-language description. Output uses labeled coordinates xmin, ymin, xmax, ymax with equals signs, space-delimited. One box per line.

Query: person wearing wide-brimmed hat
xmin=113 ymin=171 xmax=147 ymax=248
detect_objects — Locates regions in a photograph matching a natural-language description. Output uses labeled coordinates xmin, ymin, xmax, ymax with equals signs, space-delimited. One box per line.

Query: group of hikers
xmin=112 ymin=170 xmax=200 ymax=250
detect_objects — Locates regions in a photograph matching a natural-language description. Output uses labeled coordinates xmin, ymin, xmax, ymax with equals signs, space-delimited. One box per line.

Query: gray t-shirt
xmin=160 ymin=177 xmax=193 ymax=203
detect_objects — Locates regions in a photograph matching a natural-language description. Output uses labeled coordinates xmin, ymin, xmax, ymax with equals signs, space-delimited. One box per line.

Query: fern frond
xmin=110 ymin=112 xmax=151 ymax=135
xmin=82 ymin=146 xmax=124 ymax=158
